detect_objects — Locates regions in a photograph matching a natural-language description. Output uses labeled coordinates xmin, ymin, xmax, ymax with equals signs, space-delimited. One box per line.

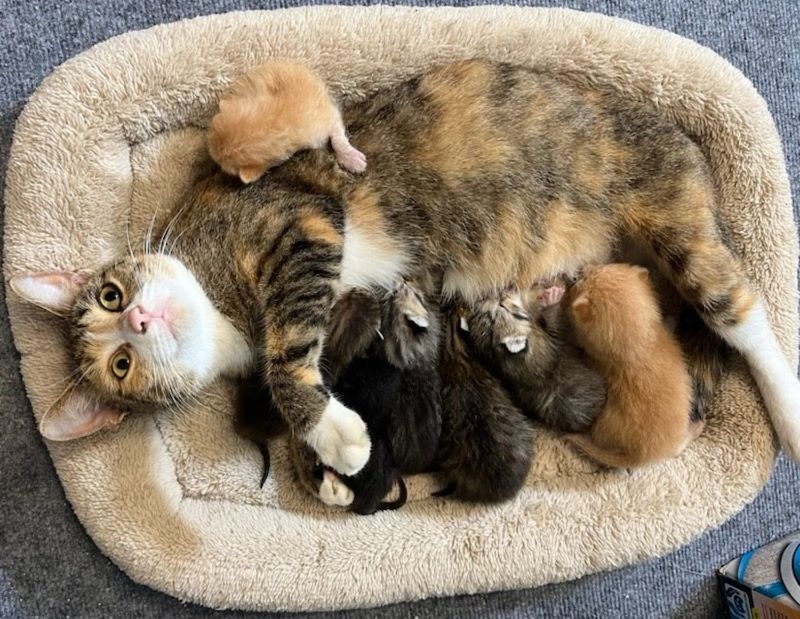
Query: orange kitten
xmin=207 ymin=61 xmax=366 ymax=183
xmin=563 ymin=263 xmax=702 ymax=468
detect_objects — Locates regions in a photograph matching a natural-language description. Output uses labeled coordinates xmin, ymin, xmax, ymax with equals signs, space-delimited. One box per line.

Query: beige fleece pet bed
xmin=4 ymin=6 xmax=797 ymax=612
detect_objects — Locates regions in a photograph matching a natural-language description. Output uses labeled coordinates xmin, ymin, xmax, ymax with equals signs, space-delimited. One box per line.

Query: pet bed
xmin=4 ymin=6 xmax=797 ymax=611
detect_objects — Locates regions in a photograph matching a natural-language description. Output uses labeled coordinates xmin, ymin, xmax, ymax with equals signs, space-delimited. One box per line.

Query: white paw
xmin=502 ymin=335 xmax=527 ymax=354
xmin=319 ymin=470 xmax=355 ymax=507
xmin=336 ymin=147 xmax=367 ymax=174
xmin=305 ymin=397 xmax=371 ymax=475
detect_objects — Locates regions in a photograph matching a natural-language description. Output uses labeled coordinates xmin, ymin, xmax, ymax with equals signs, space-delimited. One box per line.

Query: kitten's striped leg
xmin=260 ymin=212 xmax=371 ymax=476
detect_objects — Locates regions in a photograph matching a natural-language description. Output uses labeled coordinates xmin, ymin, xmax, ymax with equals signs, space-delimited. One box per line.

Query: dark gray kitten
xmin=436 ymin=304 xmax=534 ymax=503
xmin=465 ymin=284 xmax=606 ymax=433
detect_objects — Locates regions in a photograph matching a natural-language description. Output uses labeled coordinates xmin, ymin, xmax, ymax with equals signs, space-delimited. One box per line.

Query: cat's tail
xmin=674 ymin=303 xmax=730 ymax=423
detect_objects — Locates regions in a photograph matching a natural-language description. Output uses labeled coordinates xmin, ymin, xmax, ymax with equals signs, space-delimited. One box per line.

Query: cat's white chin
xmin=135 ymin=255 xmax=252 ymax=384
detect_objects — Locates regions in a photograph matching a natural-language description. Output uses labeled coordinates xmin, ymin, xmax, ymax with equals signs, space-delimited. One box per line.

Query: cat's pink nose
xmin=127 ymin=306 xmax=151 ymax=333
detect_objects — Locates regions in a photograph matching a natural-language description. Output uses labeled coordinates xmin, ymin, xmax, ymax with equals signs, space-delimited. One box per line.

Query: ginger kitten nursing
xmin=208 ymin=61 xmax=366 ymax=183
xmin=564 ymin=264 xmax=702 ymax=468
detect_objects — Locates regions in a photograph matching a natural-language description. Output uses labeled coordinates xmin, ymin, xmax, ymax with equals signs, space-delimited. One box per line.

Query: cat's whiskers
xmin=157 ymin=200 xmax=192 ymax=257
xmin=43 ymin=365 xmax=93 ymax=419
xmin=41 ymin=365 xmax=83 ymax=391
xmin=143 ymin=207 xmax=160 ymax=256
xmin=124 ymin=213 xmax=136 ymax=263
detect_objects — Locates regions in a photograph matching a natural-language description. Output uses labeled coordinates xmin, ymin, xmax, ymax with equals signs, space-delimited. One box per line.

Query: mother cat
xmin=12 ymin=60 xmax=800 ymax=476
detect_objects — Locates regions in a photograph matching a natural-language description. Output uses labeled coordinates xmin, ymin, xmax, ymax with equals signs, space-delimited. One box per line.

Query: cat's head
xmin=11 ymin=254 xmax=247 ymax=441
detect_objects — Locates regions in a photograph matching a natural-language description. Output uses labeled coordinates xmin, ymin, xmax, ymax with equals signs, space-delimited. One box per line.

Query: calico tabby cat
xmin=11 ymin=60 xmax=800 ymax=487
xmin=464 ymin=283 xmax=606 ymax=433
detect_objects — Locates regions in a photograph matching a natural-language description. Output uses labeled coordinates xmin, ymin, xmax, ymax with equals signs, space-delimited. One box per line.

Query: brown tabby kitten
xmin=12 ymin=60 xmax=800 ymax=479
xmin=436 ymin=304 xmax=534 ymax=502
xmin=464 ymin=284 xmax=606 ymax=433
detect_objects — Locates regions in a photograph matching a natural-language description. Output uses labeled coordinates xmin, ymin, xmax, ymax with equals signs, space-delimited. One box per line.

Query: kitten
xmin=319 ymin=281 xmax=442 ymax=514
xmin=207 ymin=61 xmax=366 ymax=183
xmin=464 ymin=283 xmax=606 ymax=433
xmin=233 ymin=373 xmax=285 ymax=487
xmin=562 ymin=263 xmax=701 ymax=468
xmin=13 ymin=59 xmax=800 ymax=486
xmin=239 ymin=282 xmax=440 ymax=514
xmin=436 ymin=304 xmax=534 ymax=503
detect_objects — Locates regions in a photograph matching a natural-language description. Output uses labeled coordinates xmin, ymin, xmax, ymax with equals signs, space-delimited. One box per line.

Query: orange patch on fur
xmin=290 ymin=366 xmax=322 ymax=386
xmin=299 ymin=212 xmax=343 ymax=246
xmin=235 ymin=248 xmax=260 ymax=287
xmin=416 ymin=61 xmax=514 ymax=183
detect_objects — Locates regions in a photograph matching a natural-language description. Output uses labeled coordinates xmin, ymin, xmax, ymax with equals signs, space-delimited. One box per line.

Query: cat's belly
xmin=340 ymin=223 xmax=410 ymax=290
xmin=441 ymin=209 xmax=615 ymax=303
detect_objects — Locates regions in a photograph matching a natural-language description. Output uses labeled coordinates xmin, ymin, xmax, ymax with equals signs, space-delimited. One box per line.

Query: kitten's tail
xmin=565 ymin=433 xmax=646 ymax=468
xmin=674 ymin=303 xmax=730 ymax=423
xmin=377 ymin=477 xmax=408 ymax=512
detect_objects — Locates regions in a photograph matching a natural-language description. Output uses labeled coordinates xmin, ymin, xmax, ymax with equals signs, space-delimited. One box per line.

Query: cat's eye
xmin=98 ymin=283 xmax=123 ymax=311
xmin=111 ymin=350 xmax=131 ymax=379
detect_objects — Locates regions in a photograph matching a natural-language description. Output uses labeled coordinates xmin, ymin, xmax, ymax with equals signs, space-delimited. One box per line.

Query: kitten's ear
xmin=570 ymin=295 xmax=592 ymax=322
xmin=633 ymin=265 xmax=649 ymax=281
xmin=40 ymin=386 xmax=127 ymax=441
xmin=238 ymin=166 xmax=266 ymax=184
xmin=9 ymin=270 xmax=92 ymax=315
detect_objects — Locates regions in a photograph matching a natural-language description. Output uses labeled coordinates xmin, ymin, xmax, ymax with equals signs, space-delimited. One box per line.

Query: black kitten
xmin=325 ymin=281 xmax=442 ymax=515
xmin=465 ymin=284 xmax=606 ymax=433
xmin=233 ymin=373 xmax=285 ymax=486
xmin=435 ymin=304 xmax=534 ymax=503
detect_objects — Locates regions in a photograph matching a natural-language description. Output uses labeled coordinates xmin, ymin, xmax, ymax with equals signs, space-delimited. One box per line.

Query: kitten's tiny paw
xmin=305 ymin=398 xmax=371 ymax=476
xmin=336 ymin=147 xmax=367 ymax=174
xmin=395 ymin=281 xmax=430 ymax=330
xmin=537 ymin=285 xmax=565 ymax=308
xmin=502 ymin=334 xmax=528 ymax=354
xmin=319 ymin=471 xmax=355 ymax=506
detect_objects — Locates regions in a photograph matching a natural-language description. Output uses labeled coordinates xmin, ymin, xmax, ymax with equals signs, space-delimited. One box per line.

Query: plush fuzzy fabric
xmin=3 ymin=6 xmax=797 ymax=612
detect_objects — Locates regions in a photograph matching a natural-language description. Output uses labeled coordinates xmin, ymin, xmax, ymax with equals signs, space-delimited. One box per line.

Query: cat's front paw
xmin=319 ymin=470 xmax=355 ymax=506
xmin=305 ymin=397 xmax=371 ymax=476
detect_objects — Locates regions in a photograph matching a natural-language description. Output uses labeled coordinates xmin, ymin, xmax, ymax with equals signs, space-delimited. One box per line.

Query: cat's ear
xmin=238 ymin=165 xmax=266 ymax=184
xmin=570 ymin=295 xmax=592 ymax=322
xmin=40 ymin=386 xmax=127 ymax=441
xmin=9 ymin=270 xmax=92 ymax=315
xmin=633 ymin=265 xmax=649 ymax=281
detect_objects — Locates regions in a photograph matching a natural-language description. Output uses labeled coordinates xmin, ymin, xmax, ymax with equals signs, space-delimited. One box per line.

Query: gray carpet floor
xmin=1 ymin=1 xmax=798 ymax=617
